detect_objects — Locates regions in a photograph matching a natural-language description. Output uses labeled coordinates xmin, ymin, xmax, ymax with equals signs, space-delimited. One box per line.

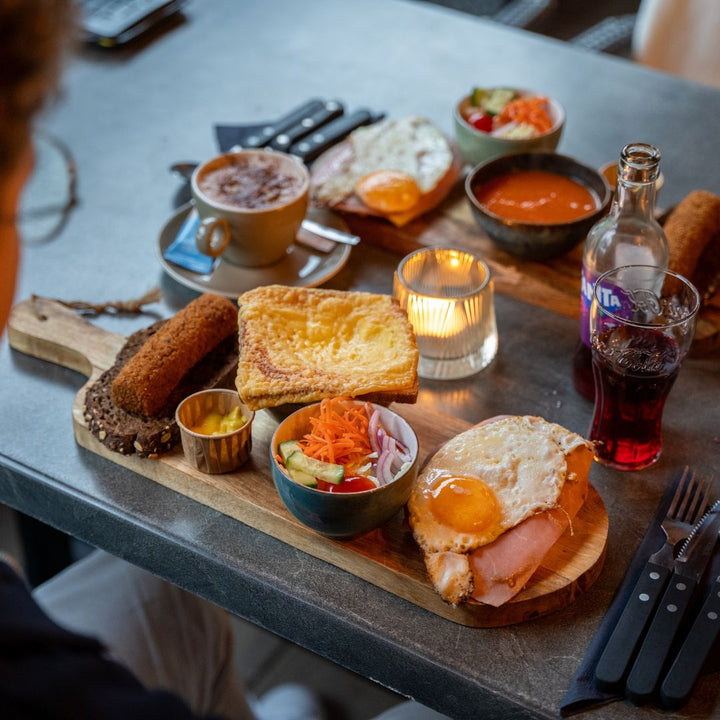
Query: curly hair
xmin=0 ymin=0 xmax=76 ymax=173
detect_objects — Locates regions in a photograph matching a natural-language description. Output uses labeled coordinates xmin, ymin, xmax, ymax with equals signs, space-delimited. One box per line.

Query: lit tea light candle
xmin=393 ymin=247 xmax=498 ymax=380
xmin=404 ymin=294 xmax=465 ymax=340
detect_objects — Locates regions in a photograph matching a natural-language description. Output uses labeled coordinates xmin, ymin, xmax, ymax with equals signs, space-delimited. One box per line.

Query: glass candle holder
xmin=393 ymin=247 xmax=498 ymax=380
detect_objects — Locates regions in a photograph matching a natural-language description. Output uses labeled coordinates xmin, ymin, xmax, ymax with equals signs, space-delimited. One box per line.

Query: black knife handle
xmin=659 ymin=576 xmax=720 ymax=709
xmin=242 ymin=98 xmax=327 ymax=148
xmin=269 ymin=100 xmax=344 ymax=151
xmin=289 ymin=109 xmax=376 ymax=162
xmin=625 ymin=571 xmax=698 ymax=704
xmin=594 ymin=560 xmax=672 ymax=693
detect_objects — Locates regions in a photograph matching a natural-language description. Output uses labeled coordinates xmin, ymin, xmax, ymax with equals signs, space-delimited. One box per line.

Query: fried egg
xmin=408 ymin=416 xmax=585 ymax=555
xmin=313 ymin=116 xmax=453 ymax=208
xmin=354 ymin=170 xmax=421 ymax=213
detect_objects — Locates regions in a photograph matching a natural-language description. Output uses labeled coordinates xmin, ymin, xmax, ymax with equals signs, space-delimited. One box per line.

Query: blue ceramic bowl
xmin=270 ymin=401 xmax=419 ymax=538
xmin=466 ymin=151 xmax=611 ymax=261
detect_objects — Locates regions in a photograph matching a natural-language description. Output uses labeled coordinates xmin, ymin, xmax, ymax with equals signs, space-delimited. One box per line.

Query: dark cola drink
xmin=590 ymin=325 xmax=680 ymax=470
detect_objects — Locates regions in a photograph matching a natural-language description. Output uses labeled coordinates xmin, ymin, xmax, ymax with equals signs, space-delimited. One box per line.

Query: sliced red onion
xmin=378 ymin=449 xmax=394 ymax=486
xmin=367 ymin=410 xmax=413 ymax=485
xmin=376 ymin=434 xmax=398 ymax=485
xmin=393 ymin=461 xmax=411 ymax=481
xmin=368 ymin=410 xmax=381 ymax=454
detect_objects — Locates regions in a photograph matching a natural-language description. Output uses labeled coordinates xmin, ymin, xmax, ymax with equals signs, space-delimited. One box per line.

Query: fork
xmin=594 ymin=467 xmax=714 ymax=693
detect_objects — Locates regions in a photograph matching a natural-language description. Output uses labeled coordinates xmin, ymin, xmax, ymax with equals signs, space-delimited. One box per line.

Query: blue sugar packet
xmin=163 ymin=209 xmax=216 ymax=274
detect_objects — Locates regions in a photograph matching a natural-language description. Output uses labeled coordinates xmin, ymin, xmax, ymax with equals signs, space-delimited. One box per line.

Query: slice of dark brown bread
xmin=84 ymin=321 xmax=238 ymax=458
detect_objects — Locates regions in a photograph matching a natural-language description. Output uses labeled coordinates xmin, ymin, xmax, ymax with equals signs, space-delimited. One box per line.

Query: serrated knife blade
xmin=674 ymin=499 xmax=720 ymax=576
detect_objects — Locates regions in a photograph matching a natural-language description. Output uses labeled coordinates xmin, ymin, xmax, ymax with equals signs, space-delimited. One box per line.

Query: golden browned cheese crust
xmin=111 ymin=293 xmax=238 ymax=417
xmin=235 ymin=285 xmax=419 ymax=410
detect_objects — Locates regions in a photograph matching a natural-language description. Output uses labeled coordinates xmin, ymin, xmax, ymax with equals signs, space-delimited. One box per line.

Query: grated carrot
xmin=496 ymin=96 xmax=553 ymax=134
xmin=299 ymin=397 xmax=372 ymax=470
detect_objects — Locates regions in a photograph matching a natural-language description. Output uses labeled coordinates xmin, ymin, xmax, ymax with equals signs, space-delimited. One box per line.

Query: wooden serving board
xmin=338 ymin=183 xmax=720 ymax=355
xmin=8 ymin=297 xmax=608 ymax=627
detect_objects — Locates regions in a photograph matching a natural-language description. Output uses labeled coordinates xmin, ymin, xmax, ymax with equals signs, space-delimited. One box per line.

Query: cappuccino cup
xmin=191 ymin=150 xmax=310 ymax=267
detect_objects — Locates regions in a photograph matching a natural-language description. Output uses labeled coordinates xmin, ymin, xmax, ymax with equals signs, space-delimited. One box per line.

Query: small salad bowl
xmin=270 ymin=399 xmax=419 ymax=538
xmin=454 ymin=87 xmax=565 ymax=168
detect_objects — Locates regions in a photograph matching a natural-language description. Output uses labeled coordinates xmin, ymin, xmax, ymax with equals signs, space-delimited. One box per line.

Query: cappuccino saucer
xmin=157 ymin=203 xmax=351 ymax=297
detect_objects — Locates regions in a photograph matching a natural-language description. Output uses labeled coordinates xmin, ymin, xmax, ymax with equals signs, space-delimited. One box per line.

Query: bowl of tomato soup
xmin=466 ymin=152 xmax=611 ymax=260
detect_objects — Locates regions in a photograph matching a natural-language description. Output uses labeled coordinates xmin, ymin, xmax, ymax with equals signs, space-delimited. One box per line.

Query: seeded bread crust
xmin=84 ymin=322 xmax=238 ymax=458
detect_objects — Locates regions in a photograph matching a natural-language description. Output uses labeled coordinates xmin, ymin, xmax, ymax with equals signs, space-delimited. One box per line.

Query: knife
xmin=238 ymin=98 xmax=327 ymax=149
xmin=269 ymin=100 xmax=345 ymax=152
xmin=660 ymin=569 xmax=720 ymax=709
xmin=625 ymin=500 xmax=720 ymax=705
xmin=289 ymin=108 xmax=381 ymax=162
xmin=594 ymin=472 xmax=694 ymax=694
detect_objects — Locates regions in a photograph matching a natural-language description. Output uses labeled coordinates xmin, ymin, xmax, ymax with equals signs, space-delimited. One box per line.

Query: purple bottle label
xmin=579 ymin=266 xmax=595 ymax=347
xmin=581 ymin=265 xmax=633 ymax=346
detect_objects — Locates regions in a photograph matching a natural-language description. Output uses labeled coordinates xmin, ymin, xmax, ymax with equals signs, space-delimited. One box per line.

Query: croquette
xmin=665 ymin=190 xmax=720 ymax=283
xmin=111 ymin=293 xmax=237 ymax=417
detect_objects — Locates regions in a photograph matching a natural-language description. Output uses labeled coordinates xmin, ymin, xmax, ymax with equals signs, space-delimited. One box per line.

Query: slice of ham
xmin=469 ymin=451 xmax=589 ymax=607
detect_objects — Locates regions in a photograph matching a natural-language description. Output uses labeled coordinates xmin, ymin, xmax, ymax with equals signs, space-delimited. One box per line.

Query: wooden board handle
xmin=7 ymin=298 xmax=126 ymax=378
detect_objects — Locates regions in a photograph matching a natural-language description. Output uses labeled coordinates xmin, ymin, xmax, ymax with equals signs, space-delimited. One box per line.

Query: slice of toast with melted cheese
xmin=235 ymin=285 xmax=419 ymax=410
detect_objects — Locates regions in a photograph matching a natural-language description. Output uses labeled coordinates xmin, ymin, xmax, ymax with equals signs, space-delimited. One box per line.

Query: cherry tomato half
xmin=317 ymin=475 xmax=377 ymax=493
xmin=466 ymin=111 xmax=493 ymax=133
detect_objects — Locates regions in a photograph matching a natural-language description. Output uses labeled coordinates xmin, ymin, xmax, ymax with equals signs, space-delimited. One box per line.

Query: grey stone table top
xmin=2 ymin=1 xmax=720 ymax=718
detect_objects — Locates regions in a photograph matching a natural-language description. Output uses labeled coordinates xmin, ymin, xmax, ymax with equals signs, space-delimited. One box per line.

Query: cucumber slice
xmin=484 ymin=87 xmax=517 ymax=116
xmin=470 ymin=87 xmax=487 ymax=106
xmin=278 ymin=440 xmax=302 ymax=461
xmin=287 ymin=468 xmax=318 ymax=488
xmin=286 ymin=451 xmax=344 ymax=484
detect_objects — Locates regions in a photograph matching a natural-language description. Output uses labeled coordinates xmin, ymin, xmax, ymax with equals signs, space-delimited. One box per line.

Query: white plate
xmin=156 ymin=203 xmax=352 ymax=297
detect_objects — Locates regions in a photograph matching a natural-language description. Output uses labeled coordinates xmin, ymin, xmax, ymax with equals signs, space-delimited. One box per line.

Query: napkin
xmin=162 ymin=209 xmax=215 ymax=275
xmin=215 ymin=123 xmax=268 ymax=153
xmin=560 ymin=469 xmax=720 ymax=716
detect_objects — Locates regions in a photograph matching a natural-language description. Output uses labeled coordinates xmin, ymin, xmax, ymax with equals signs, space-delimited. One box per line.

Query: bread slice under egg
xmin=311 ymin=116 xmax=463 ymax=227
xmin=234 ymin=285 xmax=419 ymax=410
xmin=409 ymin=416 xmax=593 ymax=606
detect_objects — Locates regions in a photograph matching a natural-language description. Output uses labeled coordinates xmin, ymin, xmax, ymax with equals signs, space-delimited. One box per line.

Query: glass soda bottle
xmin=572 ymin=143 xmax=669 ymax=400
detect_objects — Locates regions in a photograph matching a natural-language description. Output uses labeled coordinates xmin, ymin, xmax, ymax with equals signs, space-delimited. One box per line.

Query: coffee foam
xmin=198 ymin=154 xmax=305 ymax=210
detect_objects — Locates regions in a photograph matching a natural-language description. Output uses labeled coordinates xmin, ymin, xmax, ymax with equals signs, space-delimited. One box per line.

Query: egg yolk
xmin=428 ymin=475 xmax=501 ymax=534
xmin=354 ymin=170 xmax=421 ymax=213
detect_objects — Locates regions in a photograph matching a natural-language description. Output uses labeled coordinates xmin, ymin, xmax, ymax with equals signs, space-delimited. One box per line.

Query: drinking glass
xmin=393 ymin=247 xmax=498 ymax=380
xmin=589 ymin=265 xmax=700 ymax=471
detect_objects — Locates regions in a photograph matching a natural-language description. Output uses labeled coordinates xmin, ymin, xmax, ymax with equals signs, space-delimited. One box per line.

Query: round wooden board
xmin=454 ymin=484 xmax=608 ymax=627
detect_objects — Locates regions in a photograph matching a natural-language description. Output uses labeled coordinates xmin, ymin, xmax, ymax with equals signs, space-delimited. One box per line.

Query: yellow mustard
xmin=188 ymin=406 xmax=246 ymax=436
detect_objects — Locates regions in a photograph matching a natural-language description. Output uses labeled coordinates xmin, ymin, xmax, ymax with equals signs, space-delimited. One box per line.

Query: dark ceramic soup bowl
xmin=466 ymin=151 xmax=611 ymax=261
